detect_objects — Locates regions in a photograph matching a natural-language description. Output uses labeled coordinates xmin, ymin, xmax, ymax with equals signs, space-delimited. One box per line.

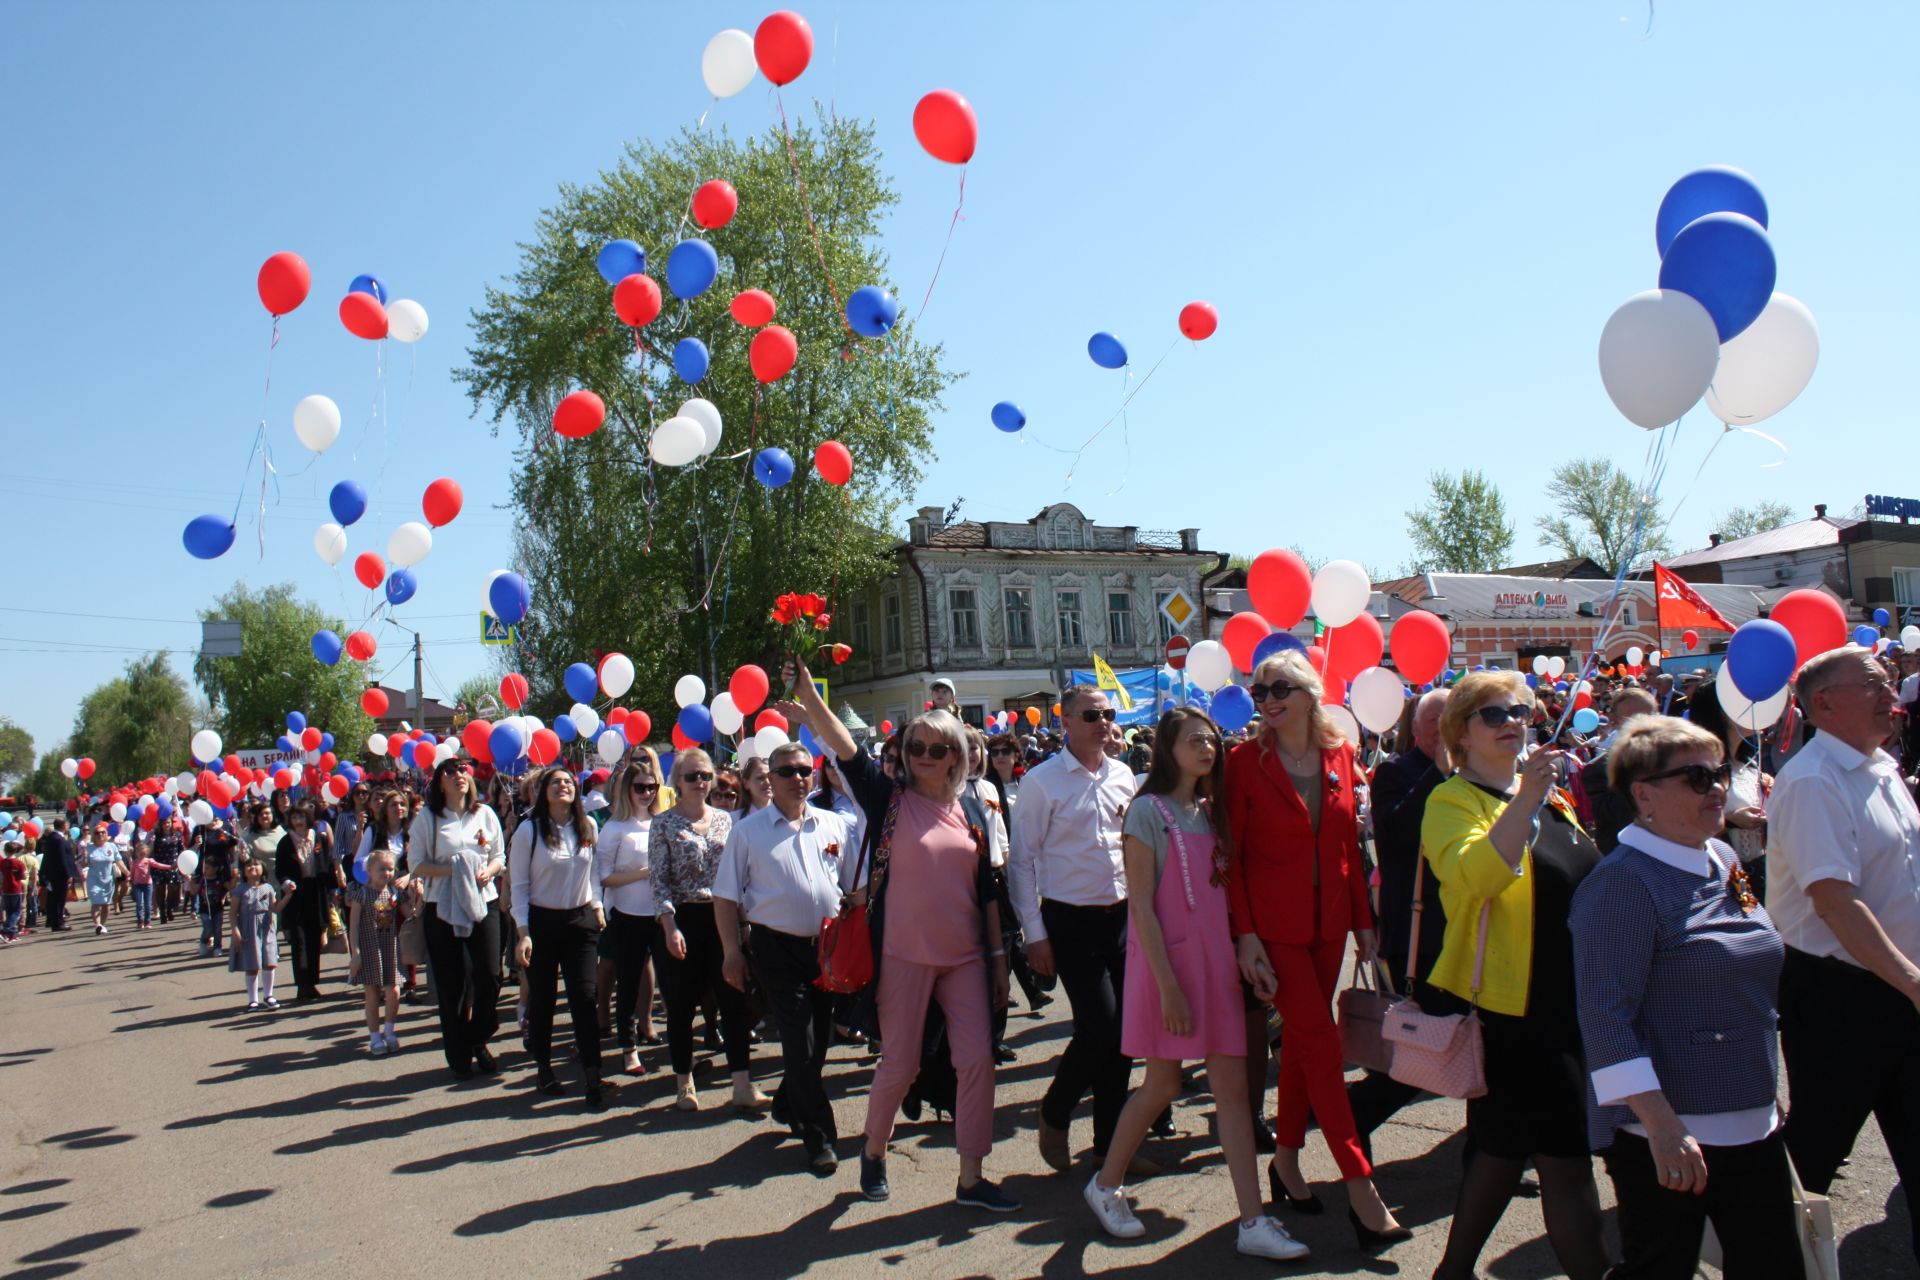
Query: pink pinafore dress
xmin=1121 ymin=797 xmax=1247 ymax=1060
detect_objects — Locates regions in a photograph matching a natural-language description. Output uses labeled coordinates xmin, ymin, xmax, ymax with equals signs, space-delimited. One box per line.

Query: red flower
xmin=797 ymin=593 xmax=828 ymax=617
xmin=813 ymin=613 xmax=833 ymax=631
xmin=830 ymin=643 xmax=853 ymax=665
xmin=770 ymin=592 xmax=802 ymax=625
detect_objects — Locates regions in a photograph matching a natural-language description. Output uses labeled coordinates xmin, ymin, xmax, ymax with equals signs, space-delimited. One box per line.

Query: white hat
xmin=931 ymin=677 xmax=956 ymax=694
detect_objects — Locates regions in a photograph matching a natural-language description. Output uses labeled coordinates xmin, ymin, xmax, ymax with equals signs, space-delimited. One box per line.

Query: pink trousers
xmin=863 ymin=953 xmax=996 ymax=1159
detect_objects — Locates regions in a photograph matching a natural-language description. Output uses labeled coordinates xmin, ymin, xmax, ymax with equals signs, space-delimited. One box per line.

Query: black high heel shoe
xmin=1348 ymin=1207 xmax=1414 ymax=1251
xmin=1266 ymin=1161 xmax=1324 ymax=1214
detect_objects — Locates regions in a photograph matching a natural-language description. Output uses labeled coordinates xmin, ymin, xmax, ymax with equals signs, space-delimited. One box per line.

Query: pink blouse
xmin=883 ymin=790 xmax=982 ymax=967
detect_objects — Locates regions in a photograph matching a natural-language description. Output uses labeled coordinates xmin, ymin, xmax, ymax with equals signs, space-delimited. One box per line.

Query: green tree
xmin=0 ymin=716 xmax=32 ymax=787
xmin=1711 ymin=500 xmax=1796 ymax=543
xmin=1406 ymin=469 xmax=1516 ymax=573
xmin=68 ymin=655 xmax=195 ymax=786
xmin=460 ymin=115 xmax=952 ymax=724
xmin=192 ymin=583 xmax=374 ymax=755
xmin=1536 ymin=457 xmax=1673 ymax=575
xmin=15 ymin=747 xmax=75 ymax=803
xmin=451 ymin=674 xmax=501 ymax=722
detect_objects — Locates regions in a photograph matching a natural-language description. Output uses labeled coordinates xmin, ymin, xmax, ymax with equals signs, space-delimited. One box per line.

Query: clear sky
xmin=3 ymin=1 xmax=1914 ymax=759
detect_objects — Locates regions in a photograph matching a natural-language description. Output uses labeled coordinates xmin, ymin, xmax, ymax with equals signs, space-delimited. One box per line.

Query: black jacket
xmin=1370 ymin=748 xmax=1448 ymax=986
xmin=1578 ymin=751 xmax=1636 ymax=855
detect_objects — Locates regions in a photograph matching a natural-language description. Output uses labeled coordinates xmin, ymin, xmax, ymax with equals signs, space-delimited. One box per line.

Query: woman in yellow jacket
xmin=1420 ymin=671 xmax=1610 ymax=1280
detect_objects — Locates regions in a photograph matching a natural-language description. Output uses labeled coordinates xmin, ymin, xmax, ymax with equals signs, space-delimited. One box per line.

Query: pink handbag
xmin=1381 ymin=857 xmax=1488 ymax=1100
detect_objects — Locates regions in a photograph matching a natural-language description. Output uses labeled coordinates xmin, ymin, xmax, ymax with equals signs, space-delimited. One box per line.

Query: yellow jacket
xmin=1418 ymin=774 xmax=1583 ymax=1017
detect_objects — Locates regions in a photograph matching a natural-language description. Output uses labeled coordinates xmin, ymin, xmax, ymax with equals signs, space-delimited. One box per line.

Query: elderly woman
xmin=1226 ymin=649 xmax=1406 ymax=1248
xmin=82 ymin=823 xmax=126 ymax=935
xmin=786 ymin=656 xmax=1018 ymax=1214
xmin=597 ymin=752 xmax=668 ymax=1075
xmin=1570 ymin=716 xmax=1797 ymax=1278
xmin=1422 ymin=671 xmax=1609 ymax=1280
xmin=273 ymin=801 xmax=335 ymax=1002
xmin=410 ymin=757 xmax=507 ymax=1079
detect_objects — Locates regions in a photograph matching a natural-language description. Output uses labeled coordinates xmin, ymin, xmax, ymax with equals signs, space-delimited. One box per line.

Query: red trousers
xmin=1265 ymin=936 xmax=1371 ymax=1180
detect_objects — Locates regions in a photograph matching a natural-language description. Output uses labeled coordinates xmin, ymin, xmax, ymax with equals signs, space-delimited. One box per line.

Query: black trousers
xmin=652 ymin=902 xmax=753 ymax=1076
xmin=1601 ymin=1128 xmax=1804 ymax=1279
xmin=43 ymin=880 xmax=68 ymax=931
xmin=748 ymin=925 xmax=838 ymax=1153
xmin=423 ymin=901 xmax=503 ymax=1071
xmin=608 ymin=909 xmax=657 ymax=1051
xmin=1038 ymin=900 xmax=1132 ymax=1153
xmin=525 ymin=904 xmax=600 ymax=1081
xmin=283 ymin=882 xmax=327 ymax=995
xmin=1781 ymin=945 xmax=1920 ymax=1264
xmin=157 ymin=872 xmax=180 ymax=923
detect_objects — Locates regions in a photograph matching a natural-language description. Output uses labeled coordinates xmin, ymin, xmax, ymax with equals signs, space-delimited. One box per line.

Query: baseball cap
xmin=931 ymin=677 xmax=956 ymax=694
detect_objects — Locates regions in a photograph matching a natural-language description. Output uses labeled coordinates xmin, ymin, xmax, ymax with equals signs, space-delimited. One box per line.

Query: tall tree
xmin=69 ymin=655 xmax=195 ymax=786
xmin=460 ymin=115 xmax=952 ymax=725
xmin=451 ymin=674 xmax=501 ymax=723
xmin=192 ymin=583 xmax=374 ymax=754
xmin=1711 ymin=500 xmax=1796 ymax=542
xmin=16 ymin=747 xmax=76 ymax=804
xmin=1405 ymin=470 xmax=1516 ymax=573
xmin=1536 ymin=457 xmax=1673 ymax=575
xmin=0 ymin=716 xmax=32 ymax=788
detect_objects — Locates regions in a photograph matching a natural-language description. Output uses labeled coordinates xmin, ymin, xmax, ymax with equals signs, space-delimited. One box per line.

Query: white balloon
xmin=1311 ymin=560 xmax=1371 ymax=629
xmin=674 ymin=674 xmax=706 ymax=708
xmin=367 ymin=732 xmax=390 ymax=756
xmin=1547 ymin=656 xmax=1568 ymax=679
xmin=1349 ymin=667 xmax=1409 ymax=735
xmin=736 ymin=735 xmax=760 ymax=762
xmin=177 ymin=846 xmax=202 ymax=873
xmin=1646 ymin=649 xmax=1663 ymax=667
xmin=600 ymin=653 xmax=635 ymax=698
xmin=110 ymin=802 xmax=128 ymax=822
xmin=754 ymin=725 xmax=789 ymax=758
xmin=1705 ymin=293 xmax=1818 ymax=426
xmin=163 ymin=778 xmax=179 ymax=796
xmin=191 ymin=729 xmax=222 ymax=761
xmin=596 ymin=729 xmax=627 ymax=764
xmin=138 ymin=795 xmax=155 ymax=811
xmin=569 ymin=704 xmax=600 ymax=737
xmin=679 ymin=398 xmax=724 ymax=455
xmin=314 ymin=522 xmax=348 ymax=566
xmin=387 ymin=298 xmax=430 ymax=344
xmin=523 ymin=715 xmax=545 ymax=735
xmin=649 ymin=416 xmax=706 ymax=467
xmin=1598 ymin=289 xmax=1720 ymax=430
xmin=60 ymin=757 xmax=78 ymax=778
xmin=1625 ymin=646 xmax=1645 ymax=667
xmin=1185 ymin=639 xmax=1233 ymax=692
xmin=292 ymin=394 xmax=341 ymax=453
xmin=1716 ymin=660 xmax=1790 ymax=731
xmin=710 ymin=691 xmax=743 ymax=736
xmin=434 ymin=741 xmax=456 ymax=766
xmin=176 ymin=771 xmax=197 ymax=795
xmin=388 ymin=521 xmax=433 ymax=567
xmin=701 ymin=28 xmax=756 ymax=98
xmin=1325 ymin=705 xmax=1363 ymax=747
xmin=483 ymin=569 xmax=506 ymax=612
xmin=1531 ymin=655 xmax=1550 ymax=676
xmin=1904 ymin=625 xmax=1920 ymax=651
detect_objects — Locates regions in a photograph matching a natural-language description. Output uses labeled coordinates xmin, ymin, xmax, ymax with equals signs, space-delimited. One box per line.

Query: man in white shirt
xmin=1009 ymin=685 xmax=1141 ymax=1173
xmin=1767 ymin=645 xmax=1920 ymax=1265
xmin=714 ymin=741 xmax=861 ymax=1175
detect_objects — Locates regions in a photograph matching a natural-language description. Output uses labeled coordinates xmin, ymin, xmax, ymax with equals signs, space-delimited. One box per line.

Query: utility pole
xmin=412 ymin=632 xmax=425 ymax=726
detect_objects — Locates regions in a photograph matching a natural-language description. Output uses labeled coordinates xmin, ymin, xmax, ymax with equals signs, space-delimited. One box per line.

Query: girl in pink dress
xmin=1084 ymin=708 xmax=1309 ymax=1262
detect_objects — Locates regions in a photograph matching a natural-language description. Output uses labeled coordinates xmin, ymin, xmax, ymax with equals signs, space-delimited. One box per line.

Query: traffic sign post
xmin=1165 ymin=635 xmax=1190 ymax=670
xmin=481 ymin=612 xmax=519 ymax=645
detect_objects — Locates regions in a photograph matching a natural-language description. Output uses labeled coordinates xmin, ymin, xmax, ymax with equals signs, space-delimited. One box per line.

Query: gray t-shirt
xmin=1122 ymin=793 xmax=1215 ymax=882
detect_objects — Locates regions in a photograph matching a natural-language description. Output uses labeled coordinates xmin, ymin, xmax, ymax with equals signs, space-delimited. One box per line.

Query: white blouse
xmin=508 ymin=817 xmax=602 ymax=927
xmin=409 ymin=805 xmax=505 ymax=907
xmin=594 ymin=815 xmax=655 ymax=918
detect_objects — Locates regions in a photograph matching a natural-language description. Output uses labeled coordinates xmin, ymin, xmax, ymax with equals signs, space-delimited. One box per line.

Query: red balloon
xmin=353 ymin=552 xmax=385 ymax=590
xmin=319 ymin=751 xmax=338 ymax=771
xmin=622 ymin=711 xmax=652 ymax=744
xmin=754 ymin=9 xmax=813 ymax=86
xmin=730 ymin=288 xmax=777 ymax=328
xmin=1222 ymin=611 xmax=1273 ymax=674
xmin=256 ymin=251 xmax=311 ymax=316
xmin=1574 ymin=689 xmax=1594 ymax=711
xmin=912 ymin=89 xmax=978 ymax=165
xmin=729 ymin=665 xmax=770 ymax=716
xmin=463 ymin=720 xmax=494 ymax=763
xmin=606 ymin=706 xmax=629 ymax=726
xmin=327 ymin=775 xmax=350 ymax=800
xmin=691 ymin=180 xmax=738 ymax=229
xmin=77 ymin=758 xmax=95 ymax=779
xmin=1322 ymin=675 xmax=1348 ymax=708
xmin=1178 ymin=300 xmax=1219 ymax=341
xmin=671 ymin=724 xmax=694 ymax=751
xmin=1769 ymin=588 xmax=1848 ymax=670
xmin=273 ymin=769 xmax=294 ymax=790
xmin=880 ymin=719 xmax=893 ymax=735
xmin=1247 ymin=549 xmax=1313 ymax=629
xmin=301 ymin=727 xmax=322 ymax=750
xmin=553 ymin=389 xmax=605 ymax=438
xmin=345 ymin=630 xmax=377 ymax=662
xmin=361 ymin=688 xmax=389 ymax=717
xmin=1682 ymin=628 xmax=1700 ymax=651
xmin=755 ymin=710 xmax=789 ymax=734
xmin=1325 ymin=612 xmax=1385 ymax=684
xmin=813 ymin=440 xmax=852 ymax=486
xmin=223 ymin=753 xmax=242 ymax=775
xmin=500 ymin=673 xmax=529 ymax=710
xmin=749 ymin=325 xmax=798 ymax=382
xmin=1388 ymin=610 xmax=1450 ymax=685
xmin=339 ymin=291 xmax=389 ymax=340
xmin=386 ymin=733 xmax=409 ymax=759
xmin=138 ymin=807 xmax=158 ymax=831
xmin=1305 ymin=645 xmax=1327 ymax=675
xmin=422 ymin=477 xmax=463 ymax=527
xmin=528 ymin=728 xmax=561 ymax=766
xmin=613 ymin=273 xmax=662 ymax=327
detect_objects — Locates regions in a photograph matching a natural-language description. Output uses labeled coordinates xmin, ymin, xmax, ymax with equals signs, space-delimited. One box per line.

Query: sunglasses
xmin=710 ymin=786 xmax=738 ymax=798
xmin=988 ymin=745 xmax=1016 ymax=756
xmin=906 ymin=741 xmax=952 ymax=760
xmin=682 ymin=771 xmax=715 ymax=783
xmin=630 ymin=780 xmax=659 ymax=793
xmin=772 ymin=764 xmax=815 ymax=780
xmin=1250 ymin=682 xmax=1300 ymax=703
xmin=1472 ymin=704 xmax=1532 ymax=729
xmin=1075 ymin=708 xmax=1118 ymax=723
xmin=448 ymin=763 xmax=473 ymax=775
xmin=1640 ymin=762 xmax=1732 ymax=794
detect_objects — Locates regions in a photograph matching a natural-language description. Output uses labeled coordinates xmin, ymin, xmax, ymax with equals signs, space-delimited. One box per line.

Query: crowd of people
xmin=5 ymin=641 xmax=1917 ymax=1275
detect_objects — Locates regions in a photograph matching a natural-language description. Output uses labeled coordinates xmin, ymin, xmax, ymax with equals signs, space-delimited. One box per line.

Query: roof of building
xmin=1488 ymin=556 xmax=1611 ymax=580
xmin=1414 ymin=572 xmax=1797 ymax=625
xmin=1663 ymin=513 xmax=1860 ymax=567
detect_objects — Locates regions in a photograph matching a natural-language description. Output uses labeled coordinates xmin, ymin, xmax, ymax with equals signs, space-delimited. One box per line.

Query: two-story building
xmin=831 ymin=503 xmax=1225 ymax=732
xmin=1665 ymin=499 xmax=1920 ymax=627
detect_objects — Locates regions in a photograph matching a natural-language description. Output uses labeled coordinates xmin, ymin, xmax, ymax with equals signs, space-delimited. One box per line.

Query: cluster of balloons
xmin=994 ymin=301 xmax=1215 ymax=436
xmin=1598 ymin=167 xmax=1818 ymax=432
xmin=650 ymin=398 xmax=725 ymax=466
xmin=1724 ymin=587 xmax=1850 ymax=705
xmin=338 ymin=273 xmax=430 ymax=344
xmin=486 ymin=570 xmax=531 ymax=626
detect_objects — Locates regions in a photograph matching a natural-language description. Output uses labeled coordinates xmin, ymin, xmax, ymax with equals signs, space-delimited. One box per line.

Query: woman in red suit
xmin=1227 ymin=648 xmax=1412 ymax=1251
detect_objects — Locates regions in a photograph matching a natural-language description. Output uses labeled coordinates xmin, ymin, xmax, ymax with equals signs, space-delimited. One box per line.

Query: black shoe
xmin=584 ymin=1083 xmax=605 ymax=1111
xmin=808 ymin=1144 xmax=839 ymax=1176
xmin=859 ymin=1151 xmax=890 ymax=1201
xmin=955 ymin=1177 xmax=1020 ymax=1213
xmin=993 ymin=1041 xmax=1017 ymax=1064
xmin=1267 ymin=1163 xmax=1323 ymax=1214
xmin=1349 ymin=1207 xmax=1413 ymax=1251
xmin=449 ymin=1062 xmax=475 ymax=1081
xmin=901 ymin=1093 xmax=923 ymax=1123
xmin=472 ymin=1046 xmax=499 ymax=1075
xmin=771 ymin=1091 xmax=793 ymax=1128
xmin=1150 ymin=1110 xmax=1176 ymax=1138
xmin=535 ymin=1064 xmax=563 ymax=1095
xmin=1253 ymin=1119 xmax=1277 ymax=1155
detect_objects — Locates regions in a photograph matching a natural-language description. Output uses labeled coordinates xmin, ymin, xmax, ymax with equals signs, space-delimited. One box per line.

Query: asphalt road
xmin=0 ymin=915 xmax=1909 ymax=1279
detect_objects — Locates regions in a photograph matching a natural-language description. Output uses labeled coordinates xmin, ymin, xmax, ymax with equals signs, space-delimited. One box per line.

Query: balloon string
xmin=1062 ymin=336 xmax=1180 ymax=488
xmin=911 ymin=168 xmax=966 ymax=330
xmin=774 ymin=89 xmax=856 ymax=337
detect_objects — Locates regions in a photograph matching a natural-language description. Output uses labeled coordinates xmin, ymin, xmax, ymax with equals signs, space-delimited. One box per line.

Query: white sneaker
xmin=370 ymin=1035 xmax=388 ymax=1057
xmin=384 ymin=1032 xmax=400 ymax=1053
xmin=1083 ymin=1175 xmax=1146 ymax=1239
xmin=1237 ymin=1216 xmax=1310 ymax=1262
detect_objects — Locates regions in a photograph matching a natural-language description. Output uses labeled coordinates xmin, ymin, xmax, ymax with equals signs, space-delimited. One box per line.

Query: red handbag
xmin=815 ymin=792 xmax=896 ymax=994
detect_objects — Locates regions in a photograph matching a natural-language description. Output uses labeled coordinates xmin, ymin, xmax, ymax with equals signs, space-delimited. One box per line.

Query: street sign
xmin=1165 ymin=635 xmax=1191 ymax=670
xmin=1158 ymin=588 xmax=1196 ymax=633
xmin=200 ymin=619 xmax=242 ymax=658
xmin=813 ymin=677 xmax=829 ymax=705
xmin=480 ymin=612 xmax=519 ymax=645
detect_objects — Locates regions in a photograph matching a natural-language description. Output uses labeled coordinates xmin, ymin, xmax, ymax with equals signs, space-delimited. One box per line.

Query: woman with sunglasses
xmin=510 ymin=764 xmax=605 ymax=1106
xmin=1569 ymin=716 xmax=1796 ymax=1278
xmin=597 ymin=752 xmax=668 ymax=1076
xmin=409 ymin=757 xmax=507 ymax=1079
xmin=1423 ymin=671 xmax=1608 ymax=1280
xmin=709 ymin=767 xmax=746 ymax=816
xmin=651 ymin=748 xmax=763 ymax=1112
xmin=1225 ymin=649 xmax=1407 ymax=1249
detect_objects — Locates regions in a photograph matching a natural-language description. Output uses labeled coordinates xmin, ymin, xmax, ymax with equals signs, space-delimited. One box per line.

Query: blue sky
xmin=3 ymin=1 xmax=1914 ymax=759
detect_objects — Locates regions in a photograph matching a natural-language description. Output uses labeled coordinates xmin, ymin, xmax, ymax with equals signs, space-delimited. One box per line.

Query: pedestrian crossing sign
xmin=480 ymin=612 xmax=519 ymax=645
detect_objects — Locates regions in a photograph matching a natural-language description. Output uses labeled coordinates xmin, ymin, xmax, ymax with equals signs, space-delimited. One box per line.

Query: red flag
xmin=1654 ymin=563 xmax=1736 ymax=633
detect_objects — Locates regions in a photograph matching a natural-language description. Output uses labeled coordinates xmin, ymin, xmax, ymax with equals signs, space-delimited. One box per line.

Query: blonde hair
xmin=1607 ymin=715 xmax=1724 ymax=799
xmin=608 ymin=749 xmax=668 ymax=821
xmin=1250 ymin=650 xmax=1342 ymax=753
xmin=901 ymin=708 xmax=970 ymax=802
xmin=670 ymin=748 xmax=714 ymax=787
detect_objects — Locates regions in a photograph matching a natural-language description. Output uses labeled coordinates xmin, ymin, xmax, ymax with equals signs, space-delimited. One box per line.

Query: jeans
xmin=748 ymin=925 xmax=839 ymax=1153
xmin=2 ymin=893 xmax=21 ymax=938
xmin=200 ymin=883 xmax=228 ymax=948
xmin=1038 ymin=900 xmax=1132 ymax=1153
xmin=131 ymin=883 xmax=153 ymax=926
xmin=525 ymin=904 xmax=601 ymax=1081
xmin=423 ymin=901 xmax=503 ymax=1072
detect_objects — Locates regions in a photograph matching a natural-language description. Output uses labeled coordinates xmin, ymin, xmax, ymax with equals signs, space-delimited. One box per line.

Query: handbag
xmin=815 ymin=792 xmax=897 ymax=995
xmin=1698 ymin=1154 xmax=1839 ymax=1279
xmin=1337 ymin=958 xmax=1397 ymax=1074
xmin=1381 ymin=856 xmax=1488 ymax=1100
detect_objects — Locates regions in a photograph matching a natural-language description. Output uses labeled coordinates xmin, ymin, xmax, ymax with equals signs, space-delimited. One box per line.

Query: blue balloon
xmin=1853 ymin=625 xmax=1880 ymax=648
xmin=310 ymin=629 xmax=342 ymax=666
xmin=348 ymin=273 xmax=389 ymax=304
xmin=1657 ymin=212 xmax=1777 ymax=342
xmin=320 ymin=733 xmax=334 ymax=752
xmin=489 ymin=572 xmax=531 ymax=626
xmin=1572 ymin=707 xmax=1601 ymax=734
xmin=489 ymin=721 xmax=526 ymax=764
xmin=596 ymin=239 xmax=646 ymax=286
xmin=1211 ymin=685 xmax=1255 ymax=732
xmin=385 ymin=568 xmax=418 ymax=606
xmin=208 ymin=758 xmax=225 ymax=775
xmin=673 ymin=337 xmax=710 ymax=383
xmin=182 ymin=514 xmax=235 ymax=560
xmin=677 ymin=704 xmax=714 ymax=743
xmin=754 ymin=447 xmax=795 ymax=489
xmin=287 ymin=711 xmax=307 ymax=733
xmin=1087 ymin=332 xmax=1129 ymax=370
xmin=1726 ymin=618 xmax=1797 ymax=701
xmin=1873 ymin=607 xmax=1891 ymax=627
xmin=1655 ymin=166 xmax=1768 ymax=257
xmin=554 ymin=716 xmax=579 ymax=744
xmin=666 ymin=239 xmax=719 ymax=299
xmin=329 ymin=480 xmax=369 ymax=526
xmin=845 ymin=286 xmax=899 ymax=338
xmin=107 ymin=822 xmax=121 ymax=839
xmin=564 ymin=662 xmax=599 ymax=704
xmin=352 ymin=854 xmax=369 ymax=885
xmin=418 ymin=732 xmax=437 ymax=748
xmin=1251 ymin=631 xmax=1308 ymax=670
xmin=990 ymin=401 xmax=1026 ymax=433
xmin=276 ymin=735 xmax=294 ymax=754
xmin=400 ymin=741 xmax=417 ymax=768
xmin=1524 ymin=673 xmax=1539 ymax=688
xmin=156 ymin=799 xmax=172 ymax=819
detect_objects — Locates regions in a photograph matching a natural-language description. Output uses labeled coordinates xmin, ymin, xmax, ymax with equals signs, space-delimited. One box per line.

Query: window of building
xmin=1108 ymin=591 xmax=1134 ymax=648
xmin=1057 ymin=590 xmax=1084 ymax=649
xmin=883 ymin=593 xmax=902 ymax=655
xmin=949 ymin=587 xmax=979 ymax=648
xmin=1005 ymin=587 xmax=1033 ymax=648
xmin=1894 ymin=566 xmax=1920 ymax=612
xmin=851 ymin=600 xmax=871 ymax=656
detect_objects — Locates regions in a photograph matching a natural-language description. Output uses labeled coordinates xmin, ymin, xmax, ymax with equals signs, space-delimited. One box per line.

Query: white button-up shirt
xmin=593 ymin=814 xmax=655 ymax=917
xmin=711 ymin=803 xmax=861 ymax=939
xmin=1767 ymin=732 xmax=1920 ymax=967
xmin=1008 ymin=748 xmax=1134 ymax=943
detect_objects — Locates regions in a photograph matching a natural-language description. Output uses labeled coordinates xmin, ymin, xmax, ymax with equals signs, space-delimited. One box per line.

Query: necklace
xmin=1276 ymin=740 xmax=1316 ymax=771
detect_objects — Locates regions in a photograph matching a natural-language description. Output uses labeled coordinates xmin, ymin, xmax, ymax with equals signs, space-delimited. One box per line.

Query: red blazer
xmin=1225 ymin=737 xmax=1374 ymax=946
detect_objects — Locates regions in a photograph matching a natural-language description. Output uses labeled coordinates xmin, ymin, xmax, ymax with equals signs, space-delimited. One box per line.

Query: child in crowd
xmin=1 ymin=840 xmax=26 ymax=943
xmin=230 ymin=858 xmax=291 ymax=1011
xmin=127 ymin=839 xmax=158 ymax=929
xmin=348 ymin=848 xmax=404 ymax=1056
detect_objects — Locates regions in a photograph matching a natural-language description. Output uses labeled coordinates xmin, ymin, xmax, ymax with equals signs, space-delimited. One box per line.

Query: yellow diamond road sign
xmin=1159 ymin=589 xmax=1196 ymax=631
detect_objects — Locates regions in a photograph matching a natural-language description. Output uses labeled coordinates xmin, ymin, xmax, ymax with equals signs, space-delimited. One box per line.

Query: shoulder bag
xmin=1381 ymin=855 xmax=1488 ymax=1100
xmin=815 ymin=791 xmax=897 ymax=995
xmin=1338 ymin=958 xmax=1398 ymax=1075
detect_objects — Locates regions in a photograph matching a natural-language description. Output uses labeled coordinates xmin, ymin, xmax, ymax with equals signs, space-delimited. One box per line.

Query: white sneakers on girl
xmin=1236 ymin=1216 xmax=1310 ymax=1261
xmin=1083 ymin=1176 xmax=1146 ymax=1239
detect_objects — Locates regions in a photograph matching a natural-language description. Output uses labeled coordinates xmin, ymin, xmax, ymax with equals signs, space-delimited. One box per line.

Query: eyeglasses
xmin=1639 ymin=762 xmax=1733 ymax=794
xmin=773 ymin=764 xmax=815 ymax=779
xmin=1845 ymin=677 xmax=1898 ymax=698
xmin=1250 ymin=682 xmax=1300 ymax=703
xmin=630 ymin=780 xmax=659 ymax=793
xmin=710 ymin=787 xmax=738 ymax=799
xmin=1075 ymin=708 xmax=1118 ymax=723
xmin=1472 ymin=704 xmax=1531 ymax=729
xmin=682 ymin=771 xmax=715 ymax=783
xmin=1181 ymin=732 xmax=1221 ymax=749
xmin=989 ymin=745 xmax=1016 ymax=756
xmin=906 ymin=740 xmax=952 ymax=760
